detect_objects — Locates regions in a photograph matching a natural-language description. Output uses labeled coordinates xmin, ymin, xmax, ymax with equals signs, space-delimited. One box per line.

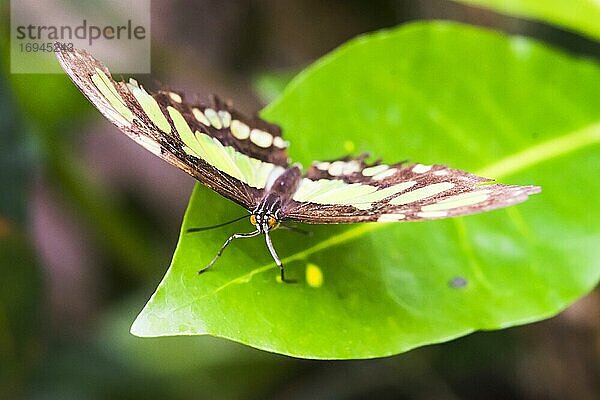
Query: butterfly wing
xmin=282 ymin=156 xmax=540 ymax=223
xmin=56 ymin=47 xmax=289 ymax=210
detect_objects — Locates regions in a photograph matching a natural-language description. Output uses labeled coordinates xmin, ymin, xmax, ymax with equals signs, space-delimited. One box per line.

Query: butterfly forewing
xmin=283 ymin=157 xmax=540 ymax=223
xmin=56 ymin=47 xmax=292 ymax=210
xmin=150 ymin=91 xmax=289 ymax=166
xmin=57 ymin=46 xmax=540 ymax=227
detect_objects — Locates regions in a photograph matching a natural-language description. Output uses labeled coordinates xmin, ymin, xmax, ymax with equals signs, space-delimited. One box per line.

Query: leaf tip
xmin=129 ymin=310 xmax=151 ymax=337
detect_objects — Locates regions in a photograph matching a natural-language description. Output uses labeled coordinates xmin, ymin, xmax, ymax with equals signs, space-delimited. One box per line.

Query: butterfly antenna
xmin=186 ymin=214 xmax=248 ymax=233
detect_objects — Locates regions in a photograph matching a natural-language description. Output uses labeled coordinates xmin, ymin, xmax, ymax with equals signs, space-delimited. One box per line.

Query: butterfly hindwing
xmin=283 ymin=157 xmax=540 ymax=223
xmin=56 ymin=47 xmax=289 ymax=210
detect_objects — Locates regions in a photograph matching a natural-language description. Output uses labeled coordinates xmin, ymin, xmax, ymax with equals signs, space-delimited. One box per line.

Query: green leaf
xmin=452 ymin=0 xmax=600 ymax=42
xmin=131 ymin=22 xmax=600 ymax=359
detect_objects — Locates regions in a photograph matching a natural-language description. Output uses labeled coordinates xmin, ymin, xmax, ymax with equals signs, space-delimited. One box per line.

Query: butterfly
xmin=56 ymin=46 xmax=541 ymax=282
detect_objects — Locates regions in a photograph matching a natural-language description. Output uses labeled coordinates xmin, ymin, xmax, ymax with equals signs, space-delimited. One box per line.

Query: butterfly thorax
xmin=250 ymin=166 xmax=302 ymax=233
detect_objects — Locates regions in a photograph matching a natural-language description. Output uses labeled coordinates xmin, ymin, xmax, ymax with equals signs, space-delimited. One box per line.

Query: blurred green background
xmin=1 ymin=0 xmax=598 ymax=399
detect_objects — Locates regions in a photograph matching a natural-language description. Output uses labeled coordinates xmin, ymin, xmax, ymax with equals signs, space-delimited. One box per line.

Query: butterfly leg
xmin=265 ymin=231 xmax=295 ymax=283
xmin=199 ymin=230 xmax=260 ymax=274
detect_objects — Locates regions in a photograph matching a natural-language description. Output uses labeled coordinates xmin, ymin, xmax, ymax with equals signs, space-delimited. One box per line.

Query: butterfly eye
xmin=267 ymin=216 xmax=278 ymax=229
xmin=250 ymin=215 xmax=257 ymax=226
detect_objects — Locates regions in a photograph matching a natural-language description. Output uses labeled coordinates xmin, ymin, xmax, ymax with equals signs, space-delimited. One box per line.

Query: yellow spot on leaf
xmin=306 ymin=263 xmax=324 ymax=287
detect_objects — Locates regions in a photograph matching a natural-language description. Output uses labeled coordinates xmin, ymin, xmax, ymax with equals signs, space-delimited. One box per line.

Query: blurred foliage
xmin=253 ymin=71 xmax=298 ymax=104
xmin=0 ymin=74 xmax=34 ymax=224
xmin=133 ymin=22 xmax=599 ymax=358
xmin=9 ymin=71 xmax=167 ymax=278
xmin=0 ymin=230 xmax=43 ymax=399
xmin=0 ymin=39 xmax=42 ymax=400
xmin=453 ymin=0 xmax=600 ymax=42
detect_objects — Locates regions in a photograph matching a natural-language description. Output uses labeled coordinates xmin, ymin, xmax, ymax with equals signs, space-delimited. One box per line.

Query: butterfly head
xmin=250 ymin=213 xmax=279 ymax=233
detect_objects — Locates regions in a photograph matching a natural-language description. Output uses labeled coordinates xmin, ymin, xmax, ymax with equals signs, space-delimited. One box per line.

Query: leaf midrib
xmin=189 ymin=121 xmax=600 ymax=302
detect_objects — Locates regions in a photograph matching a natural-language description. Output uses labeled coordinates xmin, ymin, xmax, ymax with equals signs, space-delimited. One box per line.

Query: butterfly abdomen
xmin=251 ymin=166 xmax=302 ymax=223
